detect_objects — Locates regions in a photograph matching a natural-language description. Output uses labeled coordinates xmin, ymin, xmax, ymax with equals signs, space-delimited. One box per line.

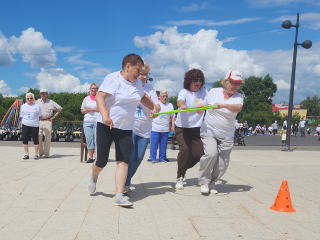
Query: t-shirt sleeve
xmin=99 ymin=75 xmax=117 ymax=96
xmin=53 ymin=101 xmax=62 ymax=111
xmin=177 ymin=89 xmax=186 ymax=102
xmin=203 ymin=90 xmax=212 ymax=106
xmin=137 ymin=79 xmax=145 ymax=98
xmin=37 ymin=104 xmax=43 ymax=117
xmin=233 ymin=93 xmax=244 ymax=105
xmin=81 ymin=97 xmax=87 ymax=110
xmin=149 ymin=86 xmax=159 ymax=105
xmin=169 ymin=103 xmax=175 ymax=118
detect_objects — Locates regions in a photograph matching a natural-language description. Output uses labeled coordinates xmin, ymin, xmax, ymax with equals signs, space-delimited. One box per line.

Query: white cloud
xmin=222 ymin=37 xmax=238 ymax=43
xmin=270 ymin=12 xmax=320 ymax=23
xmin=166 ymin=17 xmax=263 ymax=26
xmin=65 ymin=53 xmax=100 ymax=66
xmin=0 ymin=33 xmax=15 ymax=66
xmin=35 ymin=68 xmax=90 ymax=93
xmin=0 ymin=80 xmax=16 ymax=97
xmin=248 ymin=0 xmax=318 ymax=8
xmin=133 ymin=27 xmax=320 ymax=103
xmin=78 ymin=67 xmax=111 ymax=79
xmin=152 ymin=25 xmax=171 ymax=31
xmin=274 ymin=79 xmax=297 ymax=90
xmin=74 ymin=66 xmax=84 ymax=70
xmin=179 ymin=2 xmax=215 ymax=12
xmin=153 ymin=79 xmax=180 ymax=96
xmin=8 ymin=28 xmax=57 ymax=68
xmin=17 ymin=86 xmax=30 ymax=92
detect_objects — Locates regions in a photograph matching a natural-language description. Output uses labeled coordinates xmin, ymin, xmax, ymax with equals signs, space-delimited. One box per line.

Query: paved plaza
xmin=0 ymin=145 xmax=319 ymax=239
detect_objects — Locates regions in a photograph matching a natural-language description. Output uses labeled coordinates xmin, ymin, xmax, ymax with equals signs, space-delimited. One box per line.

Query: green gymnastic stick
xmin=153 ymin=106 xmax=218 ymax=115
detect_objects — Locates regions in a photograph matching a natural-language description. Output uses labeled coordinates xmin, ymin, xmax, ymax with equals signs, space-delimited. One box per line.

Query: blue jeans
xmin=125 ymin=132 xmax=150 ymax=187
xmin=150 ymin=131 xmax=169 ymax=162
xmin=83 ymin=121 xmax=96 ymax=149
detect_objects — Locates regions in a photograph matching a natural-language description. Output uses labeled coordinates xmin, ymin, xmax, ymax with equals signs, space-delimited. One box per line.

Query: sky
xmin=0 ymin=0 xmax=320 ymax=104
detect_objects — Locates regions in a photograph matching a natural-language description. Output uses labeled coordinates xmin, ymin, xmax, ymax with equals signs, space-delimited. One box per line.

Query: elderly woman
xmin=87 ymin=54 xmax=157 ymax=207
xmin=150 ymin=90 xmax=175 ymax=163
xmin=81 ymin=82 xmax=99 ymax=163
xmin=20 ymin=93 xmax=43 ymax=160
xmin=124 ymin=63 xmax=160 ymax=193
xmin=175 ymin=69 xmax=207 ymax=190
xmin=197 ymin=70 xmax=244 ymax=194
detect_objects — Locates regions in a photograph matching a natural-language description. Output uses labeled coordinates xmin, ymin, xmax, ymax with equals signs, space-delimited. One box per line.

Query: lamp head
xmin=282 ymin=20 xmax=292 ymax=29
xmin=302 ymin=40 xmax=312 ymax=49
xmin=148 ymin=78 xmax=153 ymax=82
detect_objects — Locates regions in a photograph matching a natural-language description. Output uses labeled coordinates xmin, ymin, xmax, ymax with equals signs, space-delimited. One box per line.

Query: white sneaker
xmin=201 ymin=184 xmax=209 ymax=194
xmin=113 ymin=196 xmax=133 ymax=207
xmin=87 ymin=175 xmax=97 ymax=195
xmin=175 ymin=177 xmax=184 ymax=190
xmin=210 ymin=188 xmax=218 ymax=194
xmin=123 ymin=186 xmax=132 ymax=194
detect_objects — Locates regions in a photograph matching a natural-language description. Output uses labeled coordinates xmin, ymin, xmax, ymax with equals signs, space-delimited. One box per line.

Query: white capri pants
xmin=198 ymin=132 xmax=234 ymax=188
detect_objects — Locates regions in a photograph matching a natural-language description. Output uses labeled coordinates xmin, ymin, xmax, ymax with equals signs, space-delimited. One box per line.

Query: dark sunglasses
xmin=194 ymin=79 xmax=204 ymax=83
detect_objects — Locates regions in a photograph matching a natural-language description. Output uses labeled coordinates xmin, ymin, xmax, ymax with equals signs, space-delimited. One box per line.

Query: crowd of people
xmin=20 ymin=53 xmax=318 ymax=208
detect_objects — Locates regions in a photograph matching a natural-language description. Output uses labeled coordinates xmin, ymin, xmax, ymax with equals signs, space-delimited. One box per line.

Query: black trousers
xmin=22 ymin=124 xmax=39 ymax=145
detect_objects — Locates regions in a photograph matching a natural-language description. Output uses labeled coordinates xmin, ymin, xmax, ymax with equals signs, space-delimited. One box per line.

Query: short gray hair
xmin=25 ymin=92 xmax=34 ymax=100
xmin=160 ymin=89 xmax=168 ymax=96
xmin=142 ymin=62 xmax=150 ymax=72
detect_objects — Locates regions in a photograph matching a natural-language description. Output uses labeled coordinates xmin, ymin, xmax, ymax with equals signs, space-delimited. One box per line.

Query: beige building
xmin=278 ymin=109 xmax=307 ymax=119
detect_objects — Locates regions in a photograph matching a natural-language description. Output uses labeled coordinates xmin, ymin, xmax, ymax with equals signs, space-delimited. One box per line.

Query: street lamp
xmin=282 ymin=13 xmax=312 ymax=151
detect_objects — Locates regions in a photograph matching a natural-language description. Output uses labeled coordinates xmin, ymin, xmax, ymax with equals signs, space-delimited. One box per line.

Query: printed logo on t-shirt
xmin=136 ymin=105 xmax=147 ymax=117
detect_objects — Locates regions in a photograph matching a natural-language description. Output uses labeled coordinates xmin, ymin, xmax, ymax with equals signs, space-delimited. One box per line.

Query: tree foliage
xmin=300 ymin=94 xmax=320 ymax=116
xmin=167 ymin=96 xmax=178 ymax=109
xmin=212 ymin=80 xmax=223 ymax=88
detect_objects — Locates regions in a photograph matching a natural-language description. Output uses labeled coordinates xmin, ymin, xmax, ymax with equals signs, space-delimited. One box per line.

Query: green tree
xmin=300 ymin=94 xmax=320 ymax=116
xmin=237 ymin=74 xmax=277 ymax=125
xmin=19 ymin=88 xmax=41 ymax=100
xmin=212 ymin=80 xmax=223 ymax=88
xmin=168 ymin=96 xmax=178 ymax=109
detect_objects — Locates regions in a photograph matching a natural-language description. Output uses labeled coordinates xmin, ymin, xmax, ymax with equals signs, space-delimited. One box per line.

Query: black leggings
xmin=22 ymin=124 xmax=39 ymax=145
xmin=95 ymin=122 xmax=133 ymax=168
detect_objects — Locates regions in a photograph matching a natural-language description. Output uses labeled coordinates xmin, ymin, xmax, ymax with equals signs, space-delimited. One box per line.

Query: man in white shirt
xmin=299 ymin=118 xmax=307 ymax=137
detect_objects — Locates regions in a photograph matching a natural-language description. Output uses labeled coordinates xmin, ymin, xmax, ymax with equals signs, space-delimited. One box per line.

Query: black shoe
xmin=86 ymin=158 xmax=94 ymax=163
xmin=23 ymin=155 xmax=29 ymax=160
xmin=34 ymin=155 xmax=39 ymax=160
xmin=164 ymin=157 xmax=169 ymax=162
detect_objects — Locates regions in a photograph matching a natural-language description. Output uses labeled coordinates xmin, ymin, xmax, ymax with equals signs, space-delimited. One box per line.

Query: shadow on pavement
xmin=50 ymin=154 xmax=77 ymax=158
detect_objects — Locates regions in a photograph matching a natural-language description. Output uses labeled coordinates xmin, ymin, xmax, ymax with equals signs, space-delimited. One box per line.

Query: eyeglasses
xmin=194 ymin=79 xmax=204 ymax=83
xmin=27 ymin=98 xmax=33 ymax=100
xmin=228 ymin=80 xmax=242 ymax=86
xmin=139 ymin=73 xmax=150 ymax=77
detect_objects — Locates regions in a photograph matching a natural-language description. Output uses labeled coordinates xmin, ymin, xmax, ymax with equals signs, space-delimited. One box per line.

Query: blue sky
xmin=1 ymin=0 xmax=320 ymax=104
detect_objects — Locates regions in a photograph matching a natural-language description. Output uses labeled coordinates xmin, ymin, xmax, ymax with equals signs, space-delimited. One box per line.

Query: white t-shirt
xmin=261 ymin=127 xmax=266 ymax=131
xmin=299 ymin=120 xmax=306 ymax=128
xmin=81 ymin=96 xmax=97 ymax=122
xmin=20 ymin=103 xmax=42 ymax=127
xmin=133 ymin=83 xmax=159 ymax=138
xmin=201 ymin=88 xmax=243 ymax=139
xmin=175 ymin=88 xmax=207 ymax=128
xmin=268 ymin=126 xmax=273 ymax=132
xmin=152 ymin=102 xmax=175 ymax=132
xmin=256 ymin=125 xmax=261 ymax=129
xmin=96 ymin=71 xmax=145 ymax=130
xmin=316 ymin=127 xmax=320 ymax=132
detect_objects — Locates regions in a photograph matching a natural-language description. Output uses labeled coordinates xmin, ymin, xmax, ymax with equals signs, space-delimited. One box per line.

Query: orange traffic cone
xmin=270 ymin=180 xmax=296 ymax=212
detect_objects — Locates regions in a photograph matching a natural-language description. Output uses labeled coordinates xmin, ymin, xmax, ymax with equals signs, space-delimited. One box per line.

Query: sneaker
xmin=151 ymin=159 xmax=156 ymax=164
xmin=87 ymin=175 xmax=97 ymax=195
xmin=183 ymin=175 xmax=186 ymax=182
xmin=23 ymin=155 xmax=29 ymax=160
xmin=147 ymin=156 xmax=151 ymax=162
xmin=86 ymin=158 xmax=94 ymax=163
xmin=210 ymin=188 xmax=218 ymax=194
xmin=175 ymin=177 xmax=184 ymax=190
xmin=201 ymin=184 xmax=209 ymax=194
xmin=113 ymin=196 xmax=133 ymax=207
xmin=123 ymin=186 xmax=132 ymax=194
xmin=164 ymin=157 xmax=169 ymax=162
xmin=159 ymin=159 xmax=167 ymax=163
xmin=34 ymin=155 xmax=39 ymax=160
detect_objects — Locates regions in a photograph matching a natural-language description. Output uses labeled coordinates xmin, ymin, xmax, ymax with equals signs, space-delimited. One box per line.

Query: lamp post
xmin=282 ymin=13 xmax=312 ymax=151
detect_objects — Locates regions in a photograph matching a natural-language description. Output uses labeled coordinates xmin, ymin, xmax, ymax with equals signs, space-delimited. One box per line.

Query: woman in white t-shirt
xmin=197 ymin=70 xmax=244 ymax=194
xmin=20 ymin=92 xmax=43 ymax=160
xmin=81 ymin=82 xmax=99 ymax=163
xmin=150 ymin=90 xmax=175 ymax=163
xmin=124 ymin=63 xmax=160 ymax=193
xmin=174 ymin=69 xmax=207 ymax=190
xmin=316 ymin=124 xmax=320 ymax=136
xmin=87 ymin=54 xmax=157 ymax=207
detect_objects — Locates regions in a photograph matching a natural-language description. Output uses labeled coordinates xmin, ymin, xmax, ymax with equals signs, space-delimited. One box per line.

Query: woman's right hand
xmin=103 ymin=116 xmax=114 ymax=129
xmin=180 ymin=104 xmax=188 ymax=110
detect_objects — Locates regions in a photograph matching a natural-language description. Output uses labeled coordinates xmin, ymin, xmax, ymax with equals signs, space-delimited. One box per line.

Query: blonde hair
xmin=221 ymin=78 xmax=228 ymax=87
xmin=90 ymin=82 xmax=99 ymax=90
xmin=142 ymin=62 xmax=150 ymax=72
xmin=25 ymin=92 xmax=34 ymax=100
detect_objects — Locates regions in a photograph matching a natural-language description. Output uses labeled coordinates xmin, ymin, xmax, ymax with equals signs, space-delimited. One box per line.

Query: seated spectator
xmin=268 ymin=125 xmax=273 ymax=134
xmin=307 ymin=128 xmax=312 ymax=135
xmin=248 ymin=126 xmax=252 ymax=134
xmin=261 ymin=125 xmax=266 ymax=135
xmin=255 ymin=124 xmax=261 ymax=134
